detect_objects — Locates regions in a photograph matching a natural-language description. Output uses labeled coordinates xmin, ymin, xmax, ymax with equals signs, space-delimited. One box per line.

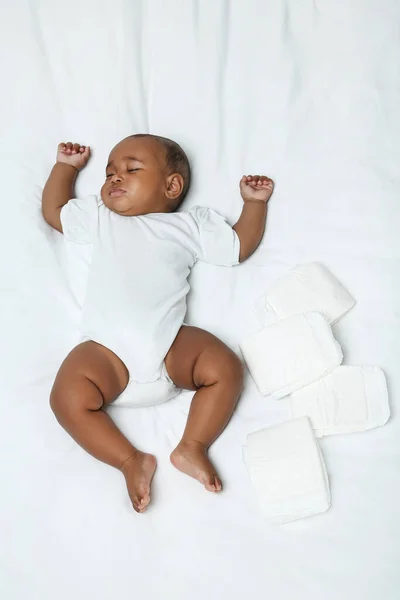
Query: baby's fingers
xmin=240 ymin=175 xmax=252 ymax=188
xmin=241 ymin=174 xmax=274 ymax=188
xmin=58 ymin=142 xmax=75 ymax=155
xmin=259 ymin=176 xmax=274 ymax=187
xmin=62 ymin=141 xmax=73 ymax=155
xmin=247 ymin=175 xmax=265 ymax=186
xmin=70 ymin=142 xmax=81 ymax=155
xmin=250 ymin=175 xmax=274 ymax=188
xmin=255 ymin=176 xmax=265 ymax=187
xmin=264 ymin=178 xmax=274 ymax=188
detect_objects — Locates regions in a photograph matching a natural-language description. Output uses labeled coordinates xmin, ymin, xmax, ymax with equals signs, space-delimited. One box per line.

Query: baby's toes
xmin=201 ymin=473 xmax=221 ymax=493
xmin=139 ymin=487 xmax=151 ymax=510
xmin=132 ymin=495 xmax=147 ymax=513
xmin=130 ymin=495 xmax=141 ymax=512
xmin=204 ymin=479 xmax=216 ymax=492
xmin=214 ymin=476 xmax=223 ymax=492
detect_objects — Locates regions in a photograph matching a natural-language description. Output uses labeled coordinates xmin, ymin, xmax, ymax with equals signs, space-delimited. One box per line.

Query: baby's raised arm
xmin=42 ymin=142 xmax=90 ymax=232
xmin=233 ymin=175 xmax=274 ymax=262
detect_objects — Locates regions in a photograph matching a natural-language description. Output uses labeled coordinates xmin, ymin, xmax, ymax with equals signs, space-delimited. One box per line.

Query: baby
xmin=42 ymin=134 xmax=274 ymax=513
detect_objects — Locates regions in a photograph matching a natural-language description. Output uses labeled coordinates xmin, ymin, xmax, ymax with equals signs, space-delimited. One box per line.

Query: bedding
xmin=1 ymin=1 xmax=399 ymax=599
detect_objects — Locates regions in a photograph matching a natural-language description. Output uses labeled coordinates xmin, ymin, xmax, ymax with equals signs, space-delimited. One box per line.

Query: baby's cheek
xmin=100 ymin=183 xmax=107 ymax=202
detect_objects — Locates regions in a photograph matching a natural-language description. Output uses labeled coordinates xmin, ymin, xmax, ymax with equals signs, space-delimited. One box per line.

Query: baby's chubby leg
xmin=165 ymin=327 xmax=244 ymax=492
xmin=50 ymin=341 xmax=156 ymax=513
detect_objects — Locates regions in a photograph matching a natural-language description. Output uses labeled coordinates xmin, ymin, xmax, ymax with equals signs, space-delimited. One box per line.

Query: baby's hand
xmin=57 ymin=142 xmax=91 ymax=171
xmin=240 ymin=175 xmax=274 ymax=203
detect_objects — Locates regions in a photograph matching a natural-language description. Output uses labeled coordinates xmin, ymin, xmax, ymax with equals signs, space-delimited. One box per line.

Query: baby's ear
xmin=165 ymin=173 xmax=184 ymax=200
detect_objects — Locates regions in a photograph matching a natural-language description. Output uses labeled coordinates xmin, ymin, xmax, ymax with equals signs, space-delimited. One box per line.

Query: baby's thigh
xmin=52 ymin=341 xmax=129 ymax=406
xmin=165 ymin=326 xmax=243 ymax=390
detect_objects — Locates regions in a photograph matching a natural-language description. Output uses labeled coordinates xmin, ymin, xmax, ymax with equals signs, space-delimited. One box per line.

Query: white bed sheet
xmin=1 ymin=1 xmax=399 ymax=599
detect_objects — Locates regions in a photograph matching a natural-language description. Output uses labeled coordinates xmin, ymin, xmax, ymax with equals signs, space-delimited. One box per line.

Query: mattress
xmin=1 ymin=1 xmax=399 ymax=599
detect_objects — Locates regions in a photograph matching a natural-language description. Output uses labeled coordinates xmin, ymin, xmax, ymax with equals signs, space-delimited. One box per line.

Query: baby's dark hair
xmin=131 ymin=134 xmax=191 ymax=209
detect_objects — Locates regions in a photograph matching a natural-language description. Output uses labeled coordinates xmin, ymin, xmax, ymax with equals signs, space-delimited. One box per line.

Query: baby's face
xmin=101 ymin=137 xmax=175 ymax=216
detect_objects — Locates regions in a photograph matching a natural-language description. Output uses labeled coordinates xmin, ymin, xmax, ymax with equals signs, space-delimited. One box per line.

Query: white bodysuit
xmin=61 ymin=196 xmax=240 ymax=406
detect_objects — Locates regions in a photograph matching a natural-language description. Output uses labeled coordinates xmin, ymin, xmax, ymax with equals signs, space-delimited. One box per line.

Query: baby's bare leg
xmin=50 ymin=341 xmax=156 ymax=513
xmin=165 ymin=327 xmax=244 ymax=492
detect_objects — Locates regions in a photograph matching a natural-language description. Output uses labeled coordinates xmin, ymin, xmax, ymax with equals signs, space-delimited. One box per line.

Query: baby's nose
xmin=111 ymin=173 xmax=122 ymax=183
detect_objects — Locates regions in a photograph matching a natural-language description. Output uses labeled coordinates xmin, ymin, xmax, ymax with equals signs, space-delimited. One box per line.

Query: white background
xmin=0 ymin=1 xmax=399 ymax=599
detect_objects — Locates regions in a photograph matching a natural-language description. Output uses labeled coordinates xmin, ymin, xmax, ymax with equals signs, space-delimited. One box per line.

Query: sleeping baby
xmin=42 ymin=134 xmax=274 ymax=513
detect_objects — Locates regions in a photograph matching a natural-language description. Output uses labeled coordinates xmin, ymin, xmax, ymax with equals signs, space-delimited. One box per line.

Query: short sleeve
xmin=60 ymin=195 xmax=99 ymax=244
xmin=189 ymin=206 xmax=240 ymax=266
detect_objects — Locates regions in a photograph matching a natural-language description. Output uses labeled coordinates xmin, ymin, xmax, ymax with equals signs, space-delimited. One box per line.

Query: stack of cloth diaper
xmin=240 ymin=262 xmax=390 ymax=525
xmin=243 ymin=417 xmax=331 ymax=525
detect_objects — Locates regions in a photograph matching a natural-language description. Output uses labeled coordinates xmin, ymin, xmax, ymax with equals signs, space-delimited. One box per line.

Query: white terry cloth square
xmin=289 ymin=366 xmax=390 ymax=437
xmin=239 ymin=312 xmax=343 ymax=399
xmin=255 ymin=262 xmax=355 ymax=326
xmin=243 ymin=417 xmax=331 ymax=525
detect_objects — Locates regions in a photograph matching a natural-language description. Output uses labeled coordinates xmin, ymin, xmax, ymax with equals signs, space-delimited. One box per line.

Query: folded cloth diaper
xmin=289 ymin=366 xmax=390 ymax=437
xmin=243 ymin=417 xmax=331 ymax=524
xmin=239 ymin=312 xmax=343 ymax=399
xmin=255 ymin=262 xmax=355 ymax=326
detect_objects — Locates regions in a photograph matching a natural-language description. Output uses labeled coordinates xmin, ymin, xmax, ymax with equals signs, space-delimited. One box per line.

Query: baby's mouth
xmin=109 ymin=188 xmax=126 ymax=198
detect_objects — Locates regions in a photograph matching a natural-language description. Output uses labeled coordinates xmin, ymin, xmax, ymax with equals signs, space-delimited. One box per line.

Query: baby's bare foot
xmin=170 ymin=440 xmax=222 ymax=492
xmin=121 ymin=450 xmax=157 ymax=513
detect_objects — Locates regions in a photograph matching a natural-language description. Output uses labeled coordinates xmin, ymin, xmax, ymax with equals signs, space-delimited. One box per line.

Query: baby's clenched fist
xmin=57 ymin=142 xmax=91 ymax=171
xmin=240 ymin=175 xmax=274 ymax=203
